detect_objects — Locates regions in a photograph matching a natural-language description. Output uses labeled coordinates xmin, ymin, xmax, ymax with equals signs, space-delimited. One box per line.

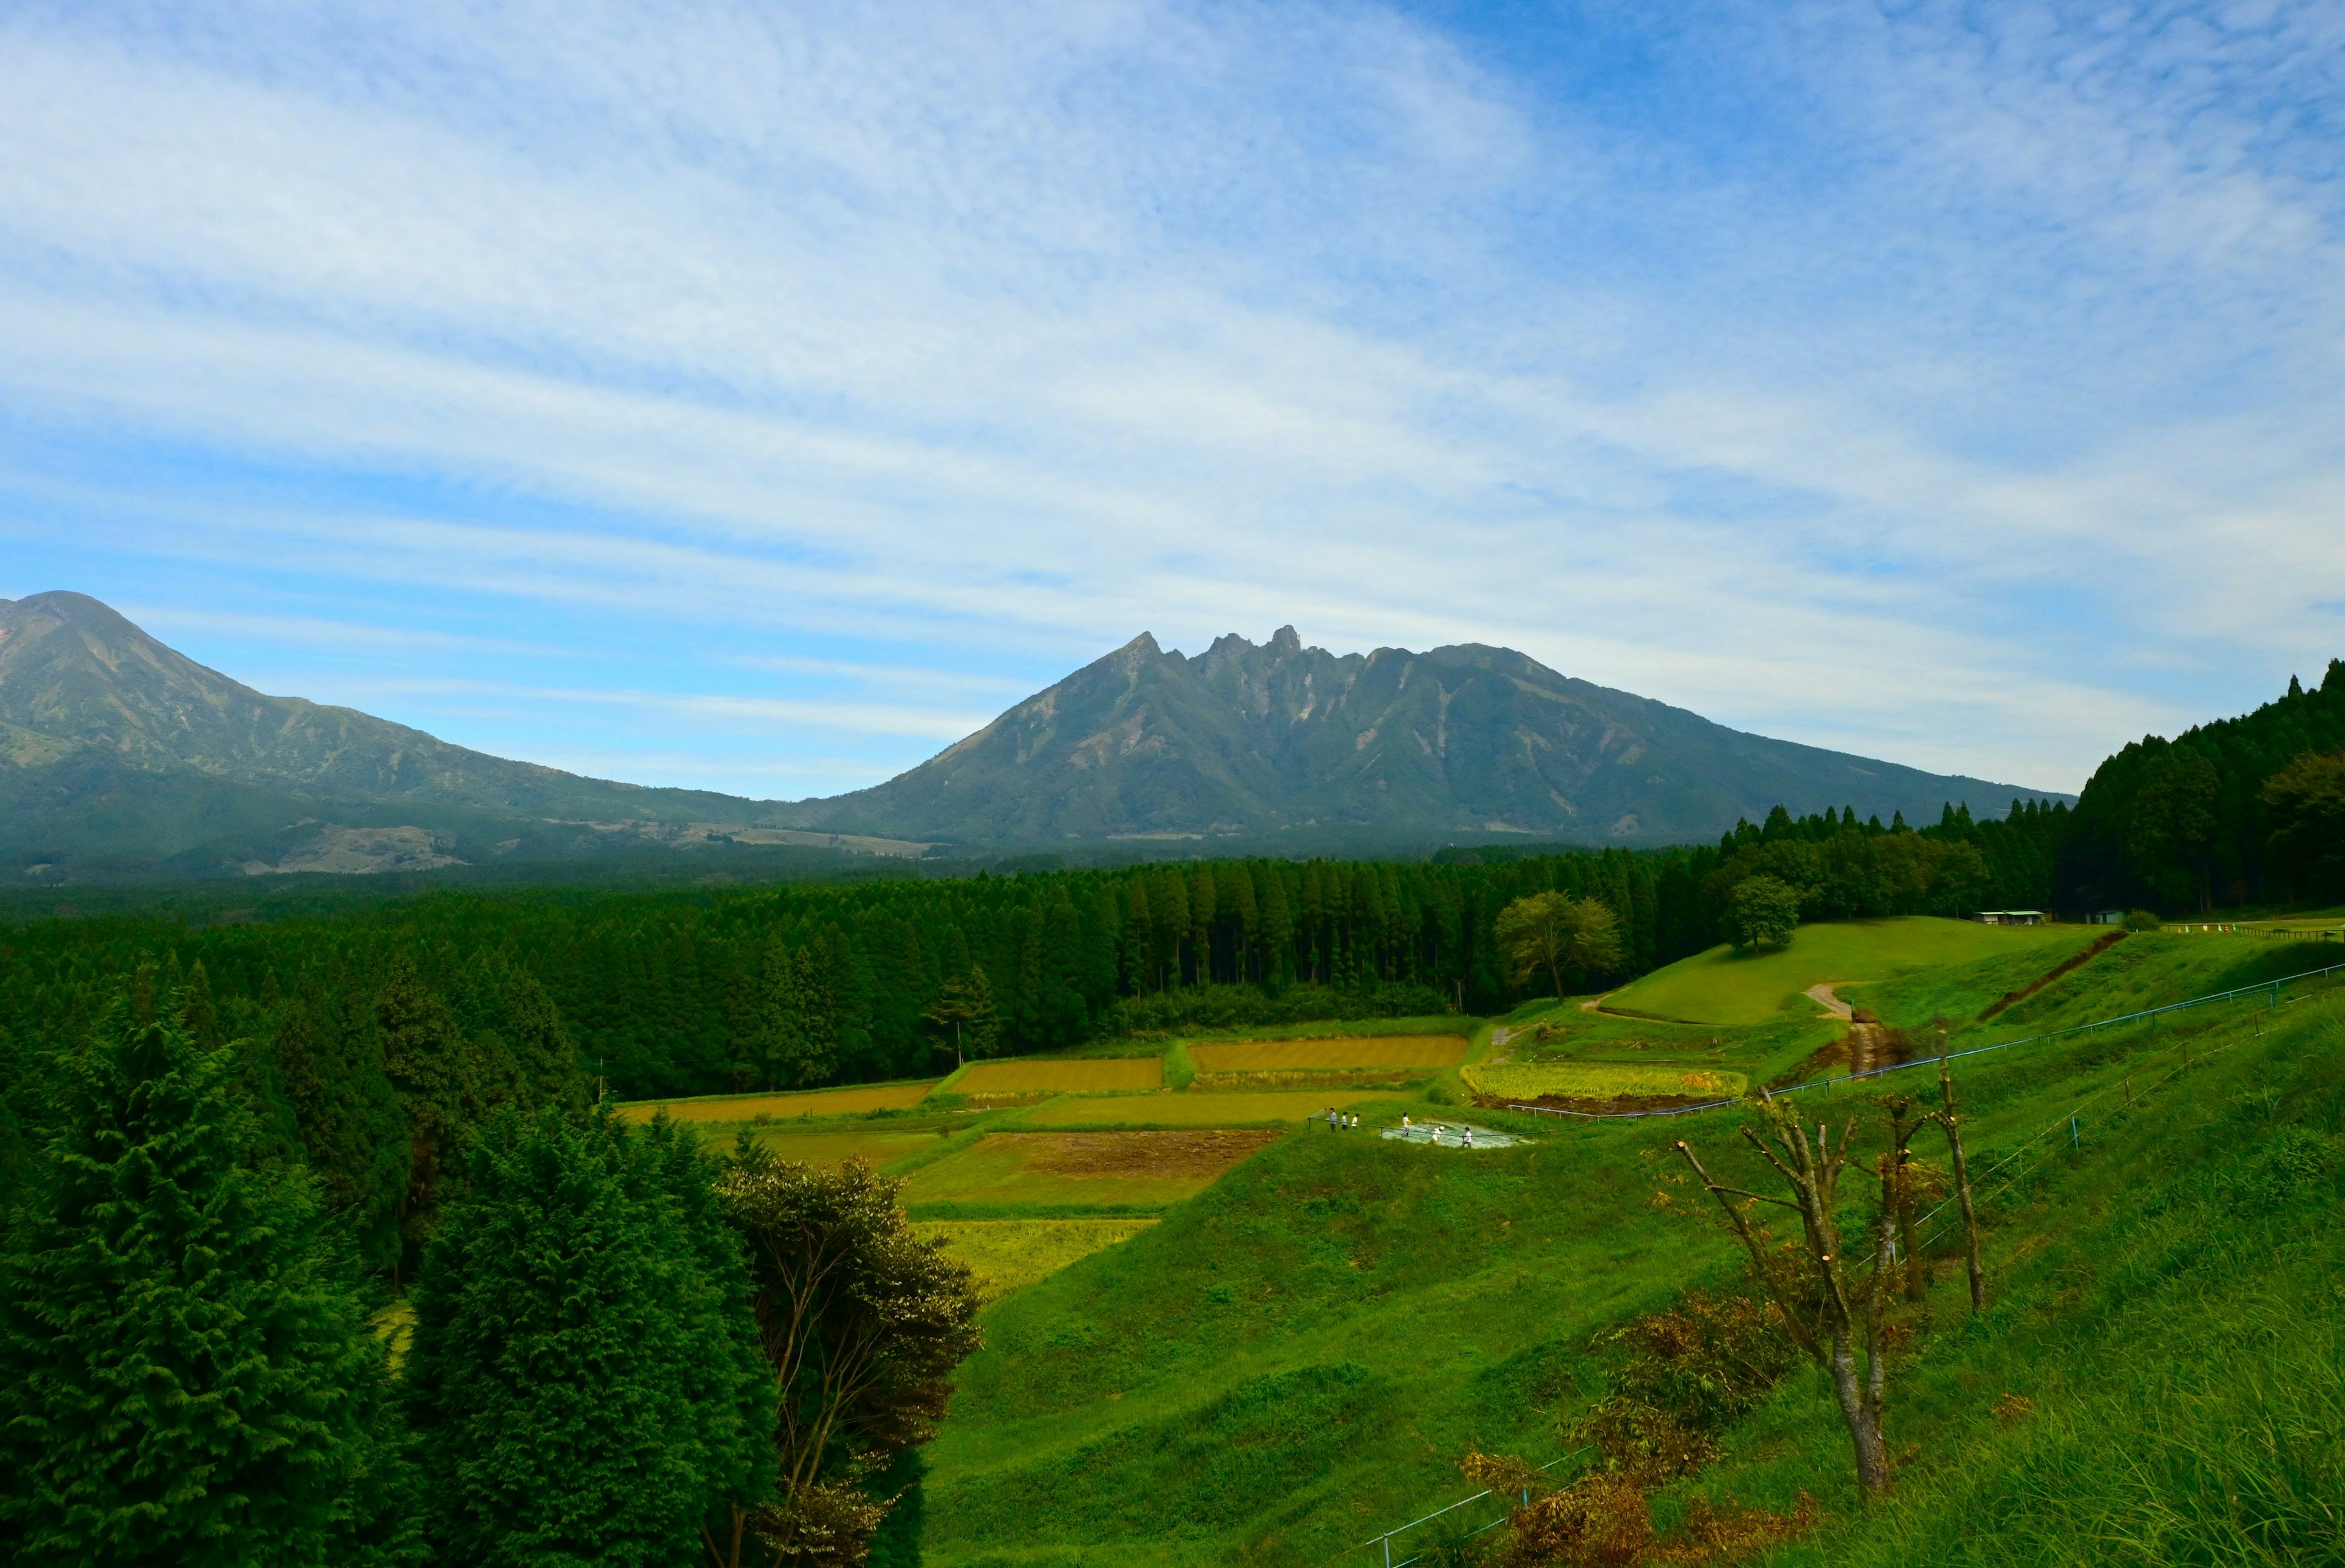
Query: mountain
xmin=0 ymin=592 xmax=920 ymax=879
xmin=0 ymin=595 xmax=2067 ymax=881
xmin=783 ymin=628 xmax=2066 ymax=846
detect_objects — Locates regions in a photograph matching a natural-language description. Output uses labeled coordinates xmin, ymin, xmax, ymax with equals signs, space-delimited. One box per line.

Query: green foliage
xmin=1725 ymin=875 xmax=1801 ymax=951
xmin=1495 ymin=891 xmax=1625 ymax=997
xmin=403 ymin=1108 xmax=771 ymax=1568
xmin=2261 ymin=749 xmax=2345 ymax=901
xmin=2124 ymin=907 xmax=2162 ymax=931
xmin=0 ymin=998 xmax=409 ymax=1566
xmin=2063 ymin=658 xmax=2345 ymax=912
xmin=718 ymin=1147 xmax=983 ymax=1565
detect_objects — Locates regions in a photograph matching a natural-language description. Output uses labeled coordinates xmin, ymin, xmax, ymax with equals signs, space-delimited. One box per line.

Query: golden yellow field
xmin=911 ymin=1218 xmax=1160 ymax=1302
xmin=953 ymin=1057 xmax=1163 ymax=1094
xmin=617 ymin=1082 xmax=936 ymax=1123
xmin=1190 ymin=1034 xmax=1468 ymax=1071
xmin=734 ymin=1129 xmax=944 ymax=1168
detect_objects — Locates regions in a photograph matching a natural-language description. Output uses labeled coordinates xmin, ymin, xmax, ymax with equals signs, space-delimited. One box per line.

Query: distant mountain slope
xmin=787 ymin=628 xmax=2064 ymax=844
xmin=0 ymin=595 xmax=2066 ymax=879
xmin=0 ymin=592 xmax=803 ymax=874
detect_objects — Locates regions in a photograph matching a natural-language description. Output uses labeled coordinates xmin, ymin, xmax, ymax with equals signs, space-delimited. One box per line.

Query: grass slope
xmin=1605 ymin=918 xmax=2092 ymax=1026
xmin=913 ymin=936 xmax=2345 ymax=1567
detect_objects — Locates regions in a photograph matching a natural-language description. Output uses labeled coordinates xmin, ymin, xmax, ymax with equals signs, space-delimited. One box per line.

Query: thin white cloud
xmin=1 ymin=0 xmax=2340 ymax=797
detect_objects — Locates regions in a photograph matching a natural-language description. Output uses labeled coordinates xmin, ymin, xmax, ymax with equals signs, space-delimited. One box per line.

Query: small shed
xmin=1969 ymin=910 xmax=2045 ymax=926
xmin=2087 ymin=909 xmax=2127 ymax=926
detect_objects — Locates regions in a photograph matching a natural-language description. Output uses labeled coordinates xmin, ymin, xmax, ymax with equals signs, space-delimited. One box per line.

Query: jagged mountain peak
xmin=787 ymin=629 xmax=2063 ymax=845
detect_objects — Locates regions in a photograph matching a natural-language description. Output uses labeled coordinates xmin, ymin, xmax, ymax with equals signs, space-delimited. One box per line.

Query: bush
xmin=2124 ymin=908 xmax=2162 ymax=931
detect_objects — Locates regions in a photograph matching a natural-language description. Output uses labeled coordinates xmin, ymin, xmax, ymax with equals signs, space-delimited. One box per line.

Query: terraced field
xmin=1462 ymin=1061 xmax=1746 ymax=1102
xmin=1190 ymin=1034 xmax=1467 ymax=1070
xmin=912 ymin=1218 xmax=1162 ymax=1302
xmin=1013 ymin=1088 xmax=1395 ymax=1128
xmin=953 ymin=1057 xmax=1163 ymax=1094
xmin=898 ymin=1129 xmax=1282 ymax=1214
xmin=616 ymin=1081 xmax=937 ymax=1122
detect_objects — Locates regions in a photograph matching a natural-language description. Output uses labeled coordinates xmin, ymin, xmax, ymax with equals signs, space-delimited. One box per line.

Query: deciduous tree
xmin=715 ymin=1151 xmax=982 ymax=1568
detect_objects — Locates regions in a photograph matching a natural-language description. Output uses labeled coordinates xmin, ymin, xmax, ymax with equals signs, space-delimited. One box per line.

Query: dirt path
xmin=1804 ymin=982 xmax=1856 ymax=1020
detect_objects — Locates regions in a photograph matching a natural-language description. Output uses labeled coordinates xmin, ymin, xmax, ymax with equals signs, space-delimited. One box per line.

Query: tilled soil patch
xmin=1002 ymin=1129 xmax=1282 ymax=1179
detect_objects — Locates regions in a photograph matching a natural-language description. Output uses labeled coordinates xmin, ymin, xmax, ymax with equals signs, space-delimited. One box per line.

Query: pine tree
xmin=0 ymin=998 xmax=410 ymax=1566
xmin=404 ymin=1108 xmax=771 ymax=1568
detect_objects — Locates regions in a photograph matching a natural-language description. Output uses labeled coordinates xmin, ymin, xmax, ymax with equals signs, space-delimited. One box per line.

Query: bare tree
xmin=1936 ymin=1057 xmax=1987 ymax=1313
xmin=1881 ymin=1096 xmax=1932 ymax=1304
xmin=1676 ymin=1094 xmax=1896 ymax=1494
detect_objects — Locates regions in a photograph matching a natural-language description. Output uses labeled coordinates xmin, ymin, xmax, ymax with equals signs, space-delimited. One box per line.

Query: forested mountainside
xmin=2060 ymin=658 xmax=2345 ymax=912
xmin=785 ymin=628 xmax=2060 ymax=845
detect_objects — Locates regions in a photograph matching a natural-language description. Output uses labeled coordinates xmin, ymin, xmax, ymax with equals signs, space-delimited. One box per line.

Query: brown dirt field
xmin=619 ymin=1083 xmax=935 ymax=1122
xmin=998 ymin=1129 xmax=1282 ymax=1178
xmin=1190 ymin=1034 xmax=1468 ymax=1071
xmin=954 ymin=1058 xmax=1163 ymax=1094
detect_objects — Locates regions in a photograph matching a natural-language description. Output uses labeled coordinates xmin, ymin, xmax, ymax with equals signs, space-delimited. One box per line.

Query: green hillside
xmin=1601 ymin=916 xmax=2094 ymax=1026
xmin=896 ymin=929 xmax=2345 ymax=1565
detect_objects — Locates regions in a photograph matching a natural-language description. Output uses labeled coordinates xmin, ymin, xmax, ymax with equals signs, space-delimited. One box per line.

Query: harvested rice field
xmin=898 ymin=1129 xmax=1281 ymax=1212
xmin=912 ymin=1218 xmax=1160 ymax=1302
xmin=1013 ymin=1087 xmax=1395 ymax=1128
xmin=953 ymin=1057 xmax=1163 ymax=1094
xmin=617 ymin=1081 xmax=936 ymax=1122
xmin=1190 ymin=1034 xmax=1469 ymax=1071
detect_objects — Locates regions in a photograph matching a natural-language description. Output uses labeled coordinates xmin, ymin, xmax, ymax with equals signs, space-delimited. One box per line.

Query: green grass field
xmin=1603 ymin=917 xmax=2096 ymax=1026
xmin=904 ymin=931 xmax=2345 ymax=1566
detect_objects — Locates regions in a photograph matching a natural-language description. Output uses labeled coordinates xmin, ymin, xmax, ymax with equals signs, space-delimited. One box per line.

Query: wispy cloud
xmin=3 ymin=0 xmax=2341 ymax=796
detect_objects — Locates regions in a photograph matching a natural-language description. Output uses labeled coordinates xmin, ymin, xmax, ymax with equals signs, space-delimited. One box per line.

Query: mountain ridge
xmin=0 ymin=593 xmax=2068 ymax=879
xmin=783 ymin=624 xmax=2060 ymax=846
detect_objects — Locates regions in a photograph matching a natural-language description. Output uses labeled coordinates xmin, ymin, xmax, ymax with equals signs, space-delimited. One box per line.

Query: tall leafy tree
xmin=2262 ymin=750 xmax=2345 ymax=901
xmin=714 ymin=1150 xmax=981 ymax=1568
xmin=404 ymin=1108 xmax=771 ymax=1568
xmin=0 ymin=994 xmax=409 ymax=1566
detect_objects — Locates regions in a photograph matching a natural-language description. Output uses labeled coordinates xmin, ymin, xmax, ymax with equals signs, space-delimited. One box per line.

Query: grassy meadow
xmin=1604 ymin=916 xmax=2095 ymax=1025
xmin=589 ymin=916 xmax=2345 ymax=1568
xmin=895 ymin=920 xmax=2345 ymax=1567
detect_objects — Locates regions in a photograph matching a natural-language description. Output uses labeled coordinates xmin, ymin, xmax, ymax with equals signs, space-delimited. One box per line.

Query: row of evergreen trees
xmin=0 ymin=978 xmax=975 ymax=1565
xmin=0 ymin=805 xmax=2063 ymax=1128
xmin=2060 ymin=659 xmax=2345 ymax=912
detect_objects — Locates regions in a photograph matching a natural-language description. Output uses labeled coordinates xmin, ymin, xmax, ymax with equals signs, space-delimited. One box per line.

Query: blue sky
xmin=4 ymin=0 xmax=2341 ymax=800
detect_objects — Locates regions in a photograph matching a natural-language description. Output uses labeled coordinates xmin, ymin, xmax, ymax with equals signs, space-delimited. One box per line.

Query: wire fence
xmin=1498 ymin=956 xmax=2345 ymax=1124
xmin=1349 ymin=955 xmax=2344 ymax=1564
xmin=1351 ymin=1448 xmax=1589 ymax=1568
